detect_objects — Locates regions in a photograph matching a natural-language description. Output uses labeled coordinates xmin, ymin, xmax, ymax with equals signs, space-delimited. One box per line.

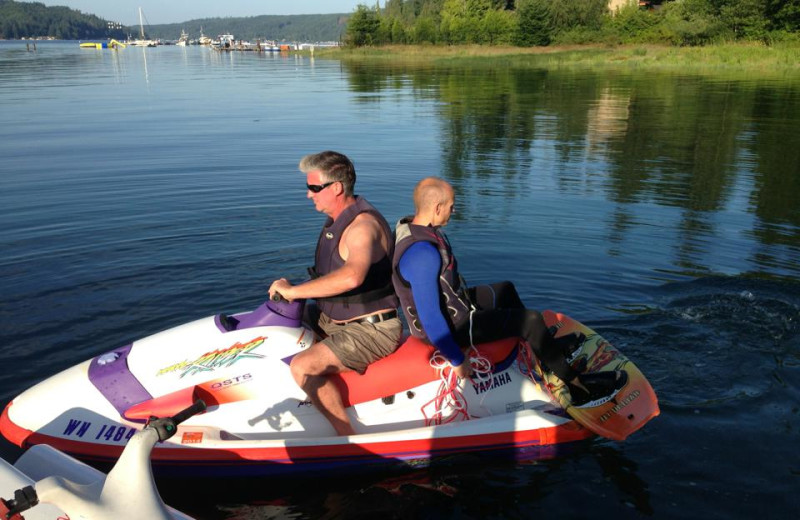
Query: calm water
xmin=1 ymin=41 xmax=799 ymax=519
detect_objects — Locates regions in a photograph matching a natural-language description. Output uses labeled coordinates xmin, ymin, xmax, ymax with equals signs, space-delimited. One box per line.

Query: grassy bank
xmin=313 ymin=43 xmax=800 ymax=74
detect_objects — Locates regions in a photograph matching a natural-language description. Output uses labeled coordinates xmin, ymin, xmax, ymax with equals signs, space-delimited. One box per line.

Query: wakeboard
xmin=536 ymin=310 xmax=660 ymax=441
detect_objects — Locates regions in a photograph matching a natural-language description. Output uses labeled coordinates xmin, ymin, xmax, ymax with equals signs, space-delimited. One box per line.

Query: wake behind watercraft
xmin=1 ymin=297 xmax=658 ymax=477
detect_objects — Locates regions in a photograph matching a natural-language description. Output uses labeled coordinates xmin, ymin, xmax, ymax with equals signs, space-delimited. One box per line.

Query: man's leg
xmin=466 ymin=308 xmax=583 ymax=380
xmin=468 ymin=281 xmax=526 ymax=311
xmin=289 ymin=342 xmax=355 ymax=436
xmin=458 ymin=308 xmax=545 ymax=348
xmin=458 ymin=308 xmax=626 ymax=403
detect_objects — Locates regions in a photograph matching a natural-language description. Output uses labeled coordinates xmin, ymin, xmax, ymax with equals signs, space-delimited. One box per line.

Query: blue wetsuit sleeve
xmin=398 ymin=242 xmax=465 ymax=366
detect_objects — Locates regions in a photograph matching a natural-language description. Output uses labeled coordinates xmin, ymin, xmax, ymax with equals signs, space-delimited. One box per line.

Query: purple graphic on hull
xmin=88 ymin=343 xmax=153 ymax=415
xmin=215 ymin=299 xmax=304 ymax=332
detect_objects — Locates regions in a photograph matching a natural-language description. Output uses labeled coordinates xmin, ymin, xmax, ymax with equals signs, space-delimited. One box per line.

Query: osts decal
xmin=157 ymin=336 xmax=267 ymax=378
xmin=210 ymin=373 xmax=252 ymax=389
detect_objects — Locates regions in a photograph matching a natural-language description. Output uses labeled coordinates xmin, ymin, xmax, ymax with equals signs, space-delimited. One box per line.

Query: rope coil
xmin=421 ymin=346 xmax=493 ymax=426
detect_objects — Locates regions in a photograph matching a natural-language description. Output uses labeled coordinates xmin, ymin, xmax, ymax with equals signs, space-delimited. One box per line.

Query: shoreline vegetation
xmin=335 ymin=1 xmax=799 ymax=76
xmin=314 ymin=43 xmax=800 ymax=74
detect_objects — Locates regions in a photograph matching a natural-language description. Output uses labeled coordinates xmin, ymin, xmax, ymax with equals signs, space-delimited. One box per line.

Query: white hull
xmin=1 ymin=300 xmax=592 ymax=476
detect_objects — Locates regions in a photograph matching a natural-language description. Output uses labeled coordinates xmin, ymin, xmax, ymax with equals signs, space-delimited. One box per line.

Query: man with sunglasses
xmin=269 ymin=151 xmax=401 ymax=436
xmin=392 ymin=177 xmax=626 ymax=405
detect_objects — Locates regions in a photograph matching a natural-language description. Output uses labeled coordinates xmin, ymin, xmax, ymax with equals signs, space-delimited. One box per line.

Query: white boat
xmin=211 ymin=34 xmax=236 ymax=50
xmin=255 ymin=40 xmax=283 ymax=52
xmin=175 ymin=30 xmax=189 ymax=47
xmin=198 ymin=27 xmax=212 ymax=46
xmin=128 ymin=7 xmax=158 ymax=47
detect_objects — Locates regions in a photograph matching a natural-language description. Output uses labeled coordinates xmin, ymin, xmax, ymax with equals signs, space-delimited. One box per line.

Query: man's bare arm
xmin=269 ymin=216 xmax=384 ymax=301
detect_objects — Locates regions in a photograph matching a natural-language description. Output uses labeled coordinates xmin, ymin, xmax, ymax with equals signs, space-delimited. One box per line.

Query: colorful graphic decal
xmin=157 ymin=336 xmax=267 ymax=378
xmin=568 ymin=335 xmax=617 ymax=373
xmin=585 ymin=336 xmax=616 ymax=371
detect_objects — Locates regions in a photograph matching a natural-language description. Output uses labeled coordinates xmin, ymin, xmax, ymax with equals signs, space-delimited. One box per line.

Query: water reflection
xmin=168 ymin=441 xmax=654 ymax=519
xmin=342 ymin=61 xmax=800 ymax=279
xmin=140 ymin=45 xmax=150 ymax=86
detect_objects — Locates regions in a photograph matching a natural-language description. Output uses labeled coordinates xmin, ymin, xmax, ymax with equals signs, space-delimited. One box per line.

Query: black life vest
xmin=391 ymin=216 xmax=471 ymax=340
xmin=311 ymin=196 xmax=398 ymax=321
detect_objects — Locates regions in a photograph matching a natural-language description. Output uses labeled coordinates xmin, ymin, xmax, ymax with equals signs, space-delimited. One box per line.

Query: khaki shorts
xmin=313 ymin=308 xmax=402 ymax=374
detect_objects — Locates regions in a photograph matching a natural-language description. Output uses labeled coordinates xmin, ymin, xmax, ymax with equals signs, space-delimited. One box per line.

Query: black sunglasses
xmin=306 ymin=181 xmax=336 ymax=193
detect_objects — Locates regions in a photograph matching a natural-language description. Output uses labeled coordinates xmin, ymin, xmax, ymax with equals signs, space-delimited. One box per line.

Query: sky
xmin=37 ymin=1 xmax=367 ymax=25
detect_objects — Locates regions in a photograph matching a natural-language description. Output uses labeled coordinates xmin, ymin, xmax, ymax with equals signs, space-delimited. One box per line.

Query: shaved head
xmin=411 ymin=177 xmax=456 ymax=227
xmin=414 ymin=177 xmax=453 ymax=213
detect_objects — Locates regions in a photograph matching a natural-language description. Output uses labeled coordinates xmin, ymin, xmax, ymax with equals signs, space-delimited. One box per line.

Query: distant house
xmin=608 ymin=0 xmax=666 ymax=11
xmin=608 ymin=0 xmax=633 ymax=11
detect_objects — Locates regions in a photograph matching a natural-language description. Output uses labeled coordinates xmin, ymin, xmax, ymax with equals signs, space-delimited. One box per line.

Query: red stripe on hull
xmin=335 ymin=336 xmax=519 ymax=407
xmin=0 ymin=401 xmax=33 ymax=448
xmin=4 ymin=416 xmax=591 ymax=469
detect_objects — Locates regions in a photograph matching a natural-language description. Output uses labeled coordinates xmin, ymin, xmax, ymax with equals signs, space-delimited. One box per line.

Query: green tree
xmin=384 ymin=0 xmax=405 ymax=18
xmin=391 ymin=17 xmax=407 ymax=42
xmin=492 ymin=0 xmax=515 ymax=9
xmin=720 ymin=0 xmax=769 ymax=40
xmin=514 ymin=0 xmax=551 ymax=46
xmin=607 ymin=1 xmax=660 ymax=43
xmin=411 ymin=14 xmax=438 ymax=42
xmin=376 ymin=15 xmax=392 ymax=43
xmin=466 ymin=0 xmax=493 ymax=20
xmin=766 ymin=0 xmax=800 ymax=31
xmin=548 ymin=0 xmax=608 ymax=32
xmin=480 ymin=7 xmax=514 ymax=43
xmin=656 ymin=0 xmax=727 ymax=45
xmin=346 ymin=4 xmax=380 ymax=45
xmin=440 ymin=0 xmax=468 ymax=43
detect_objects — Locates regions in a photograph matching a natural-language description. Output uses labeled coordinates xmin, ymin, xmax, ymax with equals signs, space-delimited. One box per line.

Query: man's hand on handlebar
xmin=269 ymin=278 xmax=294 ymax=302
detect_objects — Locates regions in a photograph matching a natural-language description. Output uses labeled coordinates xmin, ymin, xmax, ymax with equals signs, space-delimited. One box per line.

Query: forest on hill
xmin=0 ymin=1 xmax=347 ymax=41
xmin=0 ymin=0 xmax=125 ymax=39
xmin=144 ymin=15 xmax=348 ymax=43
xmin=344 ymin=0 xmax=799 ymax=46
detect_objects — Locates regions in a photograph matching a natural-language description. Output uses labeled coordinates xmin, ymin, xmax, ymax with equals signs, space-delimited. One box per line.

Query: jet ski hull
xmin=1 ymin=300 xmax=639 ymax=477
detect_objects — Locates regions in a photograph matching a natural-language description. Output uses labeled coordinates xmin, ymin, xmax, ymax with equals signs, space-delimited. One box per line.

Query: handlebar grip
xmin=2 ymin=486 xmax=38 ymax=518
xmin=170 ymin=399 xmax=207 ymax=425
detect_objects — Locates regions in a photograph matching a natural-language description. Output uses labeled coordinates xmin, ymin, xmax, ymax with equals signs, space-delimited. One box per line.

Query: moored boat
xmin=128 ymin=7 xmax=158 ymax=47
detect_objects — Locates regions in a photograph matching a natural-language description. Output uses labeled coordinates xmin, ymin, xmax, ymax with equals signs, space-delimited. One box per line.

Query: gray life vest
xmin=311 ymin=196 xmax=398 ymax=321
xmin=392 ymin=216 xmax=471 ymax=340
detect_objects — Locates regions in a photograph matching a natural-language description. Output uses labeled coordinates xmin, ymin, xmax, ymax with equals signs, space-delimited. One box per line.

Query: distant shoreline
xmin=6 ymin=39 xmax=797 ymax=74
xmin=314 ymin=43 xmax=800 ymax=74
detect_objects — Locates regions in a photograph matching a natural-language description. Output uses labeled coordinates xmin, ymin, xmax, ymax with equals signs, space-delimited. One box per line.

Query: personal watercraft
xmin=1 ymin=401 xmax=204 ymax=519
xmin=1 ymin=298 xmax=658 ymax=477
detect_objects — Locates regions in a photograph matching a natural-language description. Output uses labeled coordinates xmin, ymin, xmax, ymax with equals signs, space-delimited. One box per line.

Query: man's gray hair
xmin=299 ymin=150 xmax=356 ymax=196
